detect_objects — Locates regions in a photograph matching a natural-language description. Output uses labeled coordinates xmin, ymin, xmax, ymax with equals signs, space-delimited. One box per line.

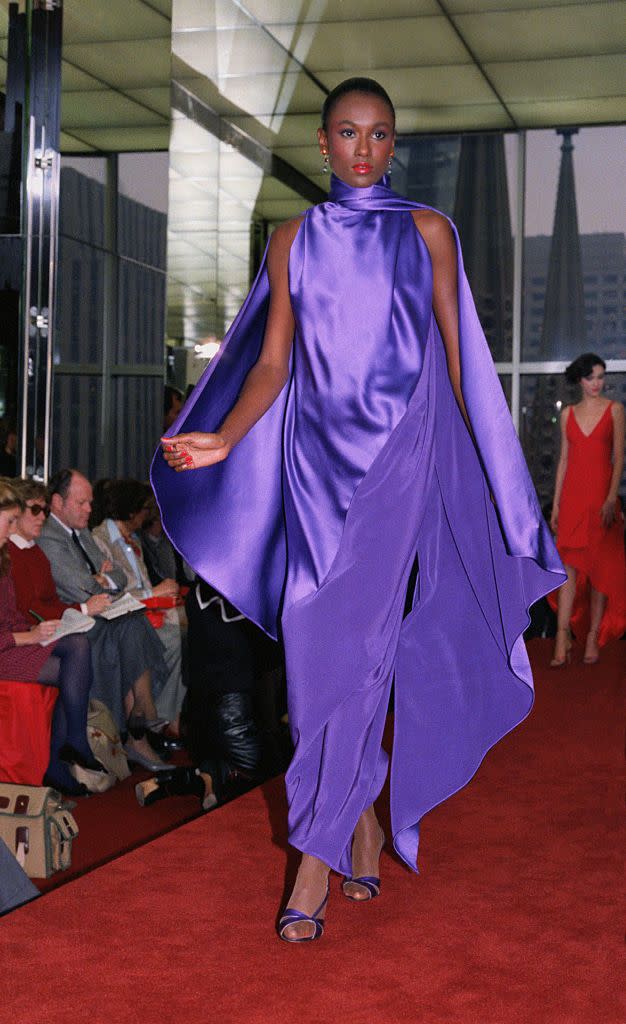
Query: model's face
xmin=317 ymin=92 xmax=395 ymax=189
xmin=53 ymin=474 xmax=93 ymax=530
xmin=581 ymin=364 xmax=605 ymax=399
xmin=0 ymin=507 xmax=19 ymax=547
xmin=15 ymin=499 xmax=50 ymax=542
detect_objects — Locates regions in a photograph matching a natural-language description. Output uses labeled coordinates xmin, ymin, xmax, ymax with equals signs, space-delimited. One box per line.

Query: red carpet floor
xmin=1 ymin=639 xmax=623 ymax=1024
xmin=34 ymin=755 xmax=202 ymax=895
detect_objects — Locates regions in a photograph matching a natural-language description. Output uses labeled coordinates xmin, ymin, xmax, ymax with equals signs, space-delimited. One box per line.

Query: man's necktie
xmin=71 ymin=530 xmax=99 ymax=575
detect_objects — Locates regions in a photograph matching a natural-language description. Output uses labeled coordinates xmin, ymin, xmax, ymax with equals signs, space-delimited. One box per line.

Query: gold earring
xmin=321 ymin=151 xmax=330 ymax=174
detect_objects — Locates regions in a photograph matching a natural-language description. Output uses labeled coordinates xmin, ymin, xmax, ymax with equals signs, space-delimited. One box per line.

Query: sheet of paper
xmin=40 ymin=607 xmax=96 ymax=646
xmin=99 ymin=592 xmax=146 ymax=620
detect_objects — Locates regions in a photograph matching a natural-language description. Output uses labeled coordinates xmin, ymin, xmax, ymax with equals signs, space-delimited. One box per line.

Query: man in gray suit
xmin=38 ymin=469 xmax=170 ymax=771
xmin=40 ymin=469 xmax=125 ymax=603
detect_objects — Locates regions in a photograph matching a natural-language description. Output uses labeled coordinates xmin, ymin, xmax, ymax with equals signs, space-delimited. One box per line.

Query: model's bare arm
xmin=412 ymin=210 xmax=470 ymax=430
xmin=162 ymin=216 xmax=303 ymax=471
xmin=551 ymin=407 xmax=570 ymax=533
xmin=601 ymin=402 xmax=625 ymax=527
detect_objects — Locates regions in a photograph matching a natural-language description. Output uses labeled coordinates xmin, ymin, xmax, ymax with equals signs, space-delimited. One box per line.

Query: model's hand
xmin=85 ymin=593 xmax=112 ymax=616
xmin=161 ymin=432 xmax=231 ymax=472
xmin=30 ymin=621 xmax=60 ymax=644
xmin=600 ymin=499 xmax=615 ymax=529
xmin=550 ymin=506 xmax=559 ymax=533
xmin=100 ymin=559 xmax=114 ymax=573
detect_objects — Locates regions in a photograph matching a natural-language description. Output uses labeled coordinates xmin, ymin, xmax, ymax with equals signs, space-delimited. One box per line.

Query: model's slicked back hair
xmin=565 ymin=352 xmax=606 ymax=385
xmin=321 ymin=77 xmax=396 ymax=132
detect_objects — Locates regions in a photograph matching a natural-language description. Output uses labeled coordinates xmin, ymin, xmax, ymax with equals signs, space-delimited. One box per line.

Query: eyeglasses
xmin=27 ymin=503 xmax=50 ymax=517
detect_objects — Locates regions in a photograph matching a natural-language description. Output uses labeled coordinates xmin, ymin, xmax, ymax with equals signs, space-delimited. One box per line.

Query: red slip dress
xmin=552 ymin=402 xmax=626 ymax=646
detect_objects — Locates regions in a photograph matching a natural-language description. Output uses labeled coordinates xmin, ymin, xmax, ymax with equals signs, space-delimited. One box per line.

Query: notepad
xmin=98 ymin=593 xmax=146 ymax=620
xmin=40 ymin=608 xmax=96 ymax=646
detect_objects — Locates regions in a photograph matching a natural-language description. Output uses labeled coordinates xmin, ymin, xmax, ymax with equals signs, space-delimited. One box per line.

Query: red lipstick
xmin=352 ymin=163 xmax=373 ymax=174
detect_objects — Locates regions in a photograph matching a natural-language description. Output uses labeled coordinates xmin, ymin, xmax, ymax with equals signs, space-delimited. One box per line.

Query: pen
xmin=28 ymin=609 xmax=45 ymax=622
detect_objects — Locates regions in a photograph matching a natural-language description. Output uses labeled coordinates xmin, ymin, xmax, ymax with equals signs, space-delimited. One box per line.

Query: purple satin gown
xmin=151 ymin=175 xmax=565 ymax=876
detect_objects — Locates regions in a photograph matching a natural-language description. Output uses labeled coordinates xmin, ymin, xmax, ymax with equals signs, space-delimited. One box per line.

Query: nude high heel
xmin=550 ymin=627 xmax=572 ymax=668
xmin=583 ymin=628 xmax=600 ymax=665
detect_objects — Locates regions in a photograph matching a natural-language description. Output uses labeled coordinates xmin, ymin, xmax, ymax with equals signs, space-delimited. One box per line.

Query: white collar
xmin=10 ymin=533 xmax=35 ymax=549
xmin=105 ymin=518 xmax=123 ymax=543
xmin=50 ymin=512 xmax=73 ymax=536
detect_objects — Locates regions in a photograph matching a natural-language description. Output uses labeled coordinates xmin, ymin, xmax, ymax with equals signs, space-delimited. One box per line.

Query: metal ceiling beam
xmin=434 ymin=0 xmax=518 ymax=129
xmin=136 ymin=0 xmax=171 ymax=21
xmin=61 ymin=54 xmax=169 ymax=122
xmin=228 ymin=0 xmax=329 ymax=97
xmin=171 ymin=80 xmax=326 ymax=207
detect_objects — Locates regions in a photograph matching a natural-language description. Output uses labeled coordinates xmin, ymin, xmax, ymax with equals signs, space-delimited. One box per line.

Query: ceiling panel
xmin=507 ymin=95 xmax=626 ymax=127
xmin=69 ymin=126 xmax=171 ymax=150
xmin=487 ymin=54 xmax=626 ymax=102
xmin=63 ymin=41 xmax=172 ymax=89
xmin=125 ymin=88 xmax=172 ymax=118
xmin=242 ymin=0 xmax=441 ymax=22
xmin=444 ymin=0 xmax=607 ymax=11
xmin=323 ymin=64 xmax=498 ymax=108
xmin=59 ymin=129 xmax=97 ymax=153
xmin=61 ymin=91 xmax=165 ymax=129
xmin=174 ymin=25 xmax=296 ymax=77
xmin=269 ymin=18 xmax=469 ymax=70
xmin=455 ymin=3 xmax=624 ymax=61
xmin=61 ymin=0 xmax=170 ymax=43
xmin=0 ymin=0 xmax=623 ymax=161
xmin=394 ymin=102 xmax=508 ymax=132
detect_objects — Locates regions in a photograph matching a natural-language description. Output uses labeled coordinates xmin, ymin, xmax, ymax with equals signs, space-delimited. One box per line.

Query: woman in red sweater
xmin=8 ymin=479 xmax=170 ymax=773
xmin=0 ymin=478 xmax=105 ymax=794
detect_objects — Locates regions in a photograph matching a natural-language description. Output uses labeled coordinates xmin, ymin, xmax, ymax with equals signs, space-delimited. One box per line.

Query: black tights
xmin=38 ymin=635 xmax=93 ymax=783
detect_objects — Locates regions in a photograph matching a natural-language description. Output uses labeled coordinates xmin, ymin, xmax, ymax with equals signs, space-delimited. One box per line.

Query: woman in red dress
xmin=550 ymin=354 xmax=626 ymax=665
xmin=0 ymin=478 xmax=105 ymax=793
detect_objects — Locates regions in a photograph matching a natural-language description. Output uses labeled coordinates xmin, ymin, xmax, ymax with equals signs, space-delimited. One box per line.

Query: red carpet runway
xmin=1 ymin=639 xmax=622 ymax=1024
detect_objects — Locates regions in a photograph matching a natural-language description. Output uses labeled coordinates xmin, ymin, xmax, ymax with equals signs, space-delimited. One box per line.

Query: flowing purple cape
xmin=151 ymin=175 xmax=565 ymax=874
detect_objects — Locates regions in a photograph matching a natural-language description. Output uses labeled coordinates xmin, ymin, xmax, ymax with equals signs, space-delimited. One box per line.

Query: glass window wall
xmin=55 ymin=153 xmax=168 ymax=480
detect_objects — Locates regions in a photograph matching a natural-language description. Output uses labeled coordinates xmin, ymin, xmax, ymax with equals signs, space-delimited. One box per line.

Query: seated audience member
xmin=0 ymin=478 xmax=105 ymax=795
xmin=163 ymin=385 xmax=183 ymax=433
xmin=0 ymin=424 xmax=17 ymax=478
xmin=140 ymin=495 xmax=193 ymax=587
xmin=91 ymin=479 xmax=185 ymax=731
xmin=136 ymin=581 xmax=286 ymax=810
xmin=35 ymin=469 xmax=171 ymax=772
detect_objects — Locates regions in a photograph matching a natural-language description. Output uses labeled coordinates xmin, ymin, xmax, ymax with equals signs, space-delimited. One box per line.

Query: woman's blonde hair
xmin=0 ymin=478 xmax=24 ymax=576
xmin=11 ymin=478 xmax=47 ymax=503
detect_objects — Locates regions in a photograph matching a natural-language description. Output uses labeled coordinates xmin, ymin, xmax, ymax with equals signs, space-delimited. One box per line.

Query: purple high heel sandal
xmin=278 ymin=884 xmax=329 ymax=943
xmin=342 ymin=875 xmax=380 ymax=901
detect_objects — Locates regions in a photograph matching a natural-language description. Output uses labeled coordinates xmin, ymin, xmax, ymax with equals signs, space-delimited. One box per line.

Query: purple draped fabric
xmin=151 ymin=174 xmax=565 ymax=875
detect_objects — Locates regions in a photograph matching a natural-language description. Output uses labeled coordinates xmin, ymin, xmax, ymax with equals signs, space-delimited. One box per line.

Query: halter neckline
xmin=328 ymin=173 xmax=393 ymax=204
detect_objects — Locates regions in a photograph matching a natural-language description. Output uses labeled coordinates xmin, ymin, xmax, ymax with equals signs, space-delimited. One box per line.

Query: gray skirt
xmin=87 ymin=611 xmax=168 ymax=731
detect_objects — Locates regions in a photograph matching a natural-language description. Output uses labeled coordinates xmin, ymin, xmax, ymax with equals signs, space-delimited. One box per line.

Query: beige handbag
xmin=0 ymin=784 xmax=79 ymax=878
xmin=70 ymin=699 xmax=130 ymax=793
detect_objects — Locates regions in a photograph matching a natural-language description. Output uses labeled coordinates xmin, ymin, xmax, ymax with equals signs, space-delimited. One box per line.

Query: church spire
xmin=540 ymin=128 xmax=586 ymax=358
xmin=453 ymin=134 xmax=513 ymax=361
